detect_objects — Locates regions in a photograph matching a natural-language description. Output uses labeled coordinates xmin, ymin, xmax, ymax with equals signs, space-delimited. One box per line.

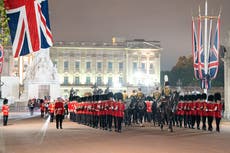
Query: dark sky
xmin=49 ymin=0 xmax=230 ymax=70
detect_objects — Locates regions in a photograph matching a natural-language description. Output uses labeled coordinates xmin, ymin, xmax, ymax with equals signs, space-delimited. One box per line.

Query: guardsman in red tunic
xmin=207 ymin=94 xmax=215 ymax=131
xmin=177 ymin=95 xmax=184 ymax=128
xmin=2 ymin=98 xmax=9 ymax=126
xmin=195 ymin=94 xmax=202 ymax=130
xmin=40 ymin=99 xmax=45 ymax=118
xmin=145 ymin=97 xmax=153 ymax=123
xmin=201 ymin=93 xmax=207 ymax=131
xmin=183 ymin=95 xmax=189 ymax=128
xmin=55 ymin=98 xmax=65 ymax=129
xmin=214 ymin=92 xmax=222 ymax=132
xmin=191 ymin=95 xmax=197 ymax=129
xmin=106 ymin=92 xmax=114 ymax=131
xmin=116 ymin=93 xmax=125 ymax=133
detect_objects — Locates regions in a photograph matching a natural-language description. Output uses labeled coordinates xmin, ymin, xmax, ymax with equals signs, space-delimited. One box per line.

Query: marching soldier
xmin=214 ymin=92 xmax=222 ymax=132
xmin=2 ymin=98 xmax=9 ymax=126
xmin=207 ymin=94 xmax=215 ymax=131
xmin=176 ymin=95 xmax=184 ymax=128
xmin=40 ymin=99 xmax=45 ymax=118
xmin=145 ymin=96 xmax=153 ymax=123
xmin=55 ymin=98 xmax=65 ymax=129
xmin=196 ymin=94 xmax=202 ymax=130
xmin=116 ymin=93 xmax=125 ymax=133
xmin=201 ymin=93 xmax=208 ymax=131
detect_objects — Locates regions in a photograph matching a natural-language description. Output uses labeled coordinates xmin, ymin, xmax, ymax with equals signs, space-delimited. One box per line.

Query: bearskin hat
xmin=184 ymin=95 xmax=188 ymax=101
xmin=114 ymin=92 xmax=123 ymax=101
xmin=107 ymin=92 xmax=114 ymax=99
xmin=214 ymin=92 xmax=221 ymax=102
xmin=146 ymin=96 xmax=153 ymax=101
xmin=208 ymin=95 xmax=214 ymax=102
xmin=201 ymin=93 xmax=207 ymax=100
xmin=3 ymin=98 xmax=8 ymax=105
xmin=179 ymin=95 xmax=184 ymax=101
xmin=196 ymin=94 xmax=201 ymax=100
xmin=165 ymin=81 xmax=170 ymax=86
xmin=191 ymin=95 xmax=196 ymax=101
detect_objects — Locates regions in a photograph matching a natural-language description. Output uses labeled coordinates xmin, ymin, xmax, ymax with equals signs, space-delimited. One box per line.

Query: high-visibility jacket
xmin=2 ymin=104 xmax=9 ymax=116
xmin=49 ymin=103 xmax=55 ymax=113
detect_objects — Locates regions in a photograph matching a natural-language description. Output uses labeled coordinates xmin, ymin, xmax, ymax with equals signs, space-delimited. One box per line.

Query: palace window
xmin=108 ymin=77 xmax=113 ymax=86
xmin=86 ymin=61 xmax=91 ymax=71
xmin=64 ymin=61 xmax=69 ymax=71
xmin=108 ymin=62 xmax=113 ymax=72
xmin=75 ymin=61 xmax=80 ymax=71
xmin=75 ymin=77 xmax=80 ymax=85
xmin=97 ymin=77 xmax=102 ymax=85
xmin=64 ymin=76 xmax=69 ymax=85
xmin=86 ymin=76 xmax=91 ymax=85
xmin=119 ymin=62 xmax=123 ymax=72
xmin=133 ymin=62 xmax=137 ymax=72
xmin=97 ymin=62 xmax=102 ymax=72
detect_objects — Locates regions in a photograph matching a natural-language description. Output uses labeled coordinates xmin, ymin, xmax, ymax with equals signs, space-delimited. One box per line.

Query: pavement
xmin=1 ymin=113 xmax=230 ymax=153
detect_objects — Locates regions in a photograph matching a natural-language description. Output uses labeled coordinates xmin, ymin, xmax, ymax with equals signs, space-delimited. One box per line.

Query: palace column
xmin=224 ymin=31 xmax=230 ymax=119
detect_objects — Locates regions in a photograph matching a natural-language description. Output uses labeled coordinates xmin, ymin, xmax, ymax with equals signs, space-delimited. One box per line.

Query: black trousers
xmin=56 ymin=114 xmax=63 ymax=129
xmin=207 ymin=116 xmax=213 ymax=131
xmin=50 ymin=113 xmax=54 ymax=122
xmin=3 ymin=115 xmax=8 ymax=126
xmin=215 ymin=117 xmax=221 ymax=132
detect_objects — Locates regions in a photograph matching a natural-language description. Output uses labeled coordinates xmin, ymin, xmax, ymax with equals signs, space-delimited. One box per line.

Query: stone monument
xmin=20 ymin=48 xmax=60 ymax=101
xmin=224 ymin=31 xmax=230 ymax=119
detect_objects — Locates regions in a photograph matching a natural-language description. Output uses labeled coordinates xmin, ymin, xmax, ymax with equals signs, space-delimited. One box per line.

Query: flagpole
xmin=204 ymin=0 xmax=208 ymax=95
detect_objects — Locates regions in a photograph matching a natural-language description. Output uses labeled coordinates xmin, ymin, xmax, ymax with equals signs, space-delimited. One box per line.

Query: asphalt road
xmin=1 ymin=113 xmax=230 ymax=153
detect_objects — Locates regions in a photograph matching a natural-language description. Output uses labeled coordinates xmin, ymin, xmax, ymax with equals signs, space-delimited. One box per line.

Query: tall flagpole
xmin=204 ymin=0 xmax=208 ymax=95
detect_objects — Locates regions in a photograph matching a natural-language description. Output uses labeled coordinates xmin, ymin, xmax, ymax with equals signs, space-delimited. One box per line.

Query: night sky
xmin=49 ymin=0 xmax=230 ymax=70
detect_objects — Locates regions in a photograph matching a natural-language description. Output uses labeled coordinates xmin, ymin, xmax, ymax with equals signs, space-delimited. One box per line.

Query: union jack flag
xmin=4 ymin=0 xmax=53 ymax=58
xmin=208 ymin=16 xmax=220 ymax=80
xmin=192 ymin=17 xmax=204 ymax=81
xmin=192 ymin=15 xmax=220 ymax=89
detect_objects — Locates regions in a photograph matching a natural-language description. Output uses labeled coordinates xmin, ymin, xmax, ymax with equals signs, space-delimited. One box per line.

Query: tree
xmin=0 ymin=0 xmax=10 ymax=46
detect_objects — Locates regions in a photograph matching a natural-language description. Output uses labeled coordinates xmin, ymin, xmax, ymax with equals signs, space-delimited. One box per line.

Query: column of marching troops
xmin=1 ymin=91 xmax=223 ymax=133
xmin=176 ymin=92 xmax=222 ymax=132
xmin=68 ymin=92 xmax=125 ymax=133
xmin=66 ymin=91 xmax=223 ymax=133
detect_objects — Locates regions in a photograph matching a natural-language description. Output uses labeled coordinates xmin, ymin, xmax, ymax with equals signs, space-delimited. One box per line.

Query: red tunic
xmin=2 ymin=105 xmax=9 ymax=116
xmin=207 ymin=102 xmax=215 ymax=117
xmin=191 ymin=101 xmax=197 ymax=116
xmin=214 ymin=103 xmax=222 ymax=118
xmin=177 ymin=101 xmax=183 ymax=115
xmin=117 ymin=101 xmax=125 ymax=117
xmin=145 ymin=101 xmax=152 ymax=113
xmin=202 ymin=101 xmax=208 ymax=117
xmin=55 ymin=101 xmax=64 ymax=115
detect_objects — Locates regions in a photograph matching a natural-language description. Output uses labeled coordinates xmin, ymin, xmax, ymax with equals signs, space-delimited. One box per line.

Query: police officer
xmin=48 ymin=101 xmax=55 ymax=122
xmin=55 ymin=98 xmax=65 ymax=129
xmin=2 ymin=98 xmax=9 ymax=126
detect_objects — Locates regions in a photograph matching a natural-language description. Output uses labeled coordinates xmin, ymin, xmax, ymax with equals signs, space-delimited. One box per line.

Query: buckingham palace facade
xmin=50 ymin=39 xmax=162 ymax=97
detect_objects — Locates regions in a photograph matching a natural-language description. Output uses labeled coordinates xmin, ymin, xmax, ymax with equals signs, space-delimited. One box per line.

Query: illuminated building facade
xmin=50 ymin=39 xmax=162 ymax=97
